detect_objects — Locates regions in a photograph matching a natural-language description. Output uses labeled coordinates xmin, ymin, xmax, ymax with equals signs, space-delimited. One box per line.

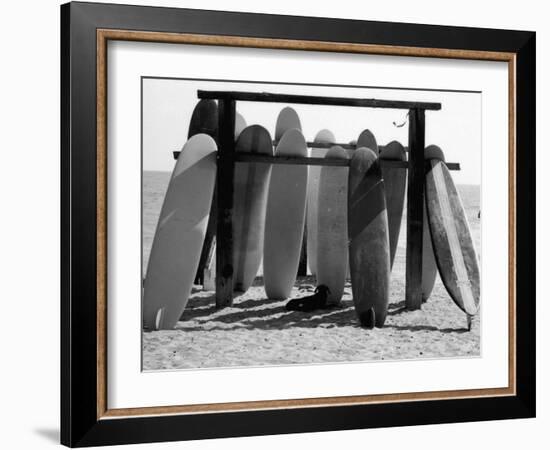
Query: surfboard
xmin=272 ymin=106 xmax=308 ymax=277
xmin=422 ymin=204 xmax=438 ymax=302
xmin=232 ymin=125 xmax=273 ymax=293
xmin=306 ymin=129 xmax=335 ymax=276
xmin=143 ymin=134 xmax=217 ymax=330
xmin=422 ymin=145 xmax=445 ymax=302
xmin=317 ymin=146 xmax=349 ymax=304
xmin=198 ymin=111 xmax=247 ymax=288
xmin=274 ymin=106 xmax=302 ymax=141
xmin=189 ymin=100 xmax=219 ymax=285
xmin=348 ymin=147 xmax=390 ymax=328
xmin=357 ymin=129 xmax=379 ymax=153
xmin=263 ymin=129 xmax=308 ymax=299
xmin=234 ymin=112 xmax=247 ymax=139
xmin=425 ymin=150 xmax=480 ymax=316
xmin=379 ymin=141 xmax=406 ymax=269
xmin=202 ymin=240 xmax=216 ymax=291
xmin=188 ymin=99 xmax=218 ymax=140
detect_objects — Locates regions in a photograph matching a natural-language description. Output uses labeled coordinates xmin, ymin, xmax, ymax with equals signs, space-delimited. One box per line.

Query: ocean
xmin=142 ymin=170 xmax=481 ymax=277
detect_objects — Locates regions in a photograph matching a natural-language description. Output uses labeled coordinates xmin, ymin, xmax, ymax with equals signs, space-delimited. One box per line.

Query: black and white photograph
xmin=50 ymin=0 xmax=537 ymax=448
xmin=141 ymin=78 xmax=481 ymax=371
xmin=0 ymin=0 xmax=542 ymax=446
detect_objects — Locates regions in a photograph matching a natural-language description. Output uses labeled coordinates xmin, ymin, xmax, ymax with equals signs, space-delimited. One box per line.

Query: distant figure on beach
xmin=478 ymin=210 xmax=481 ymax=219
xmin=286 ymin=285 xmax=331 ymax=312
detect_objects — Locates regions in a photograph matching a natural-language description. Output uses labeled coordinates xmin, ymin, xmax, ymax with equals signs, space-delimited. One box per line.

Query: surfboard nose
xmin=424 ymin=144 xmax=445 ymax=161
xmin=357 ymin=129 xmax=379 ymax=153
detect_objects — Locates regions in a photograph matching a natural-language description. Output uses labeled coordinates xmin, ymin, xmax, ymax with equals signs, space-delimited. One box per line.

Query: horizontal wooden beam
xmin=277 ymin=141 xmax=408 ymax=152
xmin=173 ymin=141 xmax=404 ymax=155
xmin=172 ymin=150 xmax=460 ymax=170
xmin=235 ymin=154 xmax=350 ymax=167
xmin=197 ymin=90 xmax=442 ymax=111
xmin=302 ymin=141 xmax=357 ymax=150
xmin=234 ymin=154 xmax=460 ymax=170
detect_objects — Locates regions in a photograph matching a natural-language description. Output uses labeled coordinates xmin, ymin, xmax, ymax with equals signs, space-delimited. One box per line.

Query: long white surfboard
xmin=263 ymin=128 xmax=308 ymax=299
xmin=306 ymin=129 xmax=335 ymax=276
xmin=143 ymin=134 xmax=217 ymax=330
xmin=274 ymin=107 xmax=302 ymax=141
xmin=317 ymin=145 xmax=349 ymax=304
xmin=272 ymin=106 xmax=308 ymax=278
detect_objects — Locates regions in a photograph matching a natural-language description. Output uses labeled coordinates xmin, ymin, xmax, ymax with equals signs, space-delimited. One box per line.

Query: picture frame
xmin=60 ymin=1 xmax=535 ymax=447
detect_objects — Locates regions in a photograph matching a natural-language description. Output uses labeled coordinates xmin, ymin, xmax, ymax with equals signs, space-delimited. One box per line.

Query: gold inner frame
xmin=96 ymin=29 xmax=517 ymax=420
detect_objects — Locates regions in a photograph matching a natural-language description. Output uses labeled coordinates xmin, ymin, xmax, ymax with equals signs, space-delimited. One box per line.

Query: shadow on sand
xmin=178 ymin=283 xmax=469 ymax=334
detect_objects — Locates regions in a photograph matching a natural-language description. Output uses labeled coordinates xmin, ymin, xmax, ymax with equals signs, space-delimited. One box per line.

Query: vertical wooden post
xmin=405 ymin=108 xmax=425 ymax=310
xmin=216 ymin=99 xmax=236 ymax=308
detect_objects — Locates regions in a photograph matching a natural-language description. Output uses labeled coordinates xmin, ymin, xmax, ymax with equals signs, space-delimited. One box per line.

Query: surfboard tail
xmin=359 ymin=307 xmax=376 ymax=329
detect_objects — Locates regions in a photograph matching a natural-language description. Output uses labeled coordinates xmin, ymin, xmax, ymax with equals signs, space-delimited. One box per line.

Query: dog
xmin=285 ymin=285 xmax=332 ymax=312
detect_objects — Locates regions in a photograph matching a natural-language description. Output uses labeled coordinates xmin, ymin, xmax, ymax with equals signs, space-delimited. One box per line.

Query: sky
xmin=142 ymin=77 xmax=481 ymax=185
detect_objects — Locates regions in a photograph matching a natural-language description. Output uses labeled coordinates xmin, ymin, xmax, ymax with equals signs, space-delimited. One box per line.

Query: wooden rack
xmin=174 ymin=150 xmax=461 ymax=171
xmin=185 ymin=90 xmax=453 ymax=311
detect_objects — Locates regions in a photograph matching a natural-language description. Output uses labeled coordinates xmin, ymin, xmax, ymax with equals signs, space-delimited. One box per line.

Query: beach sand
xmin=142 ymin=171 xmax=480 ymax=371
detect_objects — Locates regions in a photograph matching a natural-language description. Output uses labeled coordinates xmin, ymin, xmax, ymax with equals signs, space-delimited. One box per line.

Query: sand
xmin=142 ymin=273 xmax=479 ymax=371
xmin=142 ymin=172 xmax=480 ymax=371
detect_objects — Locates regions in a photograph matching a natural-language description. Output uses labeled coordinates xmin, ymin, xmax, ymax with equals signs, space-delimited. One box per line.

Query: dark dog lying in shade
xmin=285 ymin=285 xmax=332 ymax=312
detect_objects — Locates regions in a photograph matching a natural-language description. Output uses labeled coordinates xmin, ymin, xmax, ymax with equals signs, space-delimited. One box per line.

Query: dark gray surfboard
xmin=188 ymin=99 xmax=218 ymax=141
xmin=379 ymin=141 xmax=406 ymax=268
xmin=357 ymin=129 xmax=379 ymax=154
xmin=425 ymin=152 xmax=480 ymax=315
xmin=189 ymin=100 xmax=219 ymax=285
xmin=348 ymin=148 xmax=390 ymax=328
xmin=232 ymin=125 xmax=273 ymax=293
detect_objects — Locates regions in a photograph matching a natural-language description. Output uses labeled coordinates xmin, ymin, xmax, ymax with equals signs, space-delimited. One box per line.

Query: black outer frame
xmin=60 ymin=1 xmax=536 ymax=447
